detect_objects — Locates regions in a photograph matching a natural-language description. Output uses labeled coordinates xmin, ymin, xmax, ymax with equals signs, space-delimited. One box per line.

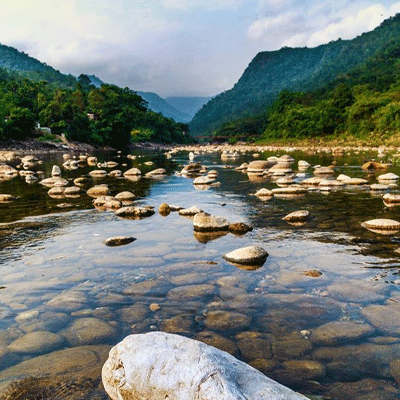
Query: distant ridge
xmin=165 ymin=96 xmax=212 ymax=121
xmin=137 ymin=92 xmax=211 ymax=123
xmin=190 ymin=14 xmax=400 ymax=136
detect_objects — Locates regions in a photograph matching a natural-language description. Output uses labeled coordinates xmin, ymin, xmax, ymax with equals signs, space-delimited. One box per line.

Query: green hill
xmin=190 ymin=14 xmax=400 ymax=137
xmin=0 ymin=43 xmax=78 ymax=87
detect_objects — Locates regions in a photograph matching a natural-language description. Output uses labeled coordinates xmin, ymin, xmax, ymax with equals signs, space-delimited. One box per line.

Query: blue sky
xmin=1 ymin=0 xmax=400 ymax=97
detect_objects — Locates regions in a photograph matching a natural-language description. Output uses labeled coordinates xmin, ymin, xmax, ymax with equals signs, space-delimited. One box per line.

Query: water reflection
xmin=1 ymin=148 xmax=400 ymax=399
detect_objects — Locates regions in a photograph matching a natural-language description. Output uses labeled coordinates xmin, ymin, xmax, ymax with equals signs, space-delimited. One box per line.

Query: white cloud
xmin=160 ymin=0 xmax=243 ymax=10
xmin=307 ymin=4 xmax=389 ymax=47
xmin=247 ymin=11 xmax=301 ymax=40
xmin=247 ymin=1 xmax=400 ymax=52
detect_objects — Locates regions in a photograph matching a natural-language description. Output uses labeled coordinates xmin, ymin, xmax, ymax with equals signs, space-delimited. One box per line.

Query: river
xmin=1 ymin=146 xmax=400 ymax=399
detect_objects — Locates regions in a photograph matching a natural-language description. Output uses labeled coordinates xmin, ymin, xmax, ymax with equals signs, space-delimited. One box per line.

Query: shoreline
xmin=1 ymin=138 xmax=400 ymax=157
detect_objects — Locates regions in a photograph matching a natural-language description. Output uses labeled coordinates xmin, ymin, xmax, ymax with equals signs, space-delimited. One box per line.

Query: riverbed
xmin=1 ymin=146 xmax=400 ymax=399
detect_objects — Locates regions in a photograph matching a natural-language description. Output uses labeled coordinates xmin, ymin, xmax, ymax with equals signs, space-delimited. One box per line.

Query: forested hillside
xmin=190 ymin=14 xmax=400 ymax=137
xmin=0 ymin=43 xmax=78 ymax=87
xmin=0 ymin=71 xmax=190 ymax=148
xmin=0 ymin=44 xmax=191 ymax=147
xmin=209 ymin=26 xmax=400 ymax=144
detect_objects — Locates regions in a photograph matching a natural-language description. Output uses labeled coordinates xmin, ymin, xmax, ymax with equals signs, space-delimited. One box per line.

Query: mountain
xmin=0 ymin=43 xmax=77 ymax=87
xmin=137 ymin=91 xmax=191 ymax=122
xmin=190 ymin=14 xmax=400 ymax=136
xmin=164 ymin=96 xmax=212 ymax=121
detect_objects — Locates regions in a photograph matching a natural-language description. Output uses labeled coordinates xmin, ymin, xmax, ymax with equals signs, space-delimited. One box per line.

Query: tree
xmin=5 ymin=107 xmax=36 ymax=139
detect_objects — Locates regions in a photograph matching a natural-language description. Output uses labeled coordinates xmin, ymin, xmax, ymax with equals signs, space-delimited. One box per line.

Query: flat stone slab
xmin=361 ymin=219 xmax=400 ymax=234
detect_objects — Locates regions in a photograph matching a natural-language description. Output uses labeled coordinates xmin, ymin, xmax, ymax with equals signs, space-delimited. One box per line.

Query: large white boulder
xmin=102 ymin=332 xmax=308 ymax=400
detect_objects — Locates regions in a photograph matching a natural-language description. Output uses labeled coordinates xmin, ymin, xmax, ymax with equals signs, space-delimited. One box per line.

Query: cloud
xmin=247 ymin=11 xmax=302 ymax=40
xmin=247 ymin=1 xmax=400 ymax=51
xmin=307 ymin=4 xmax=389 ymax=47
xmin=160 ymin=0 xmax=243 ymax=11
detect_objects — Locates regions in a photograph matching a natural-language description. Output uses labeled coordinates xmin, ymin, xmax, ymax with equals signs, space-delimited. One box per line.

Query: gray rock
xmin=223 ymin=245 xmax=268 ymax=265
xmin=87 ymin=184 xmax=110 ymax=198
xmin=193 ymin=212 xmax=229 ymax=232
xmin=282 ymin=210 xmax=310 ymax=223
xmin=178 ymin=205 xmax=203 ymax=216
xmin=104 ymin=236 xmax=136 ymax=247
xmin=116 ymin=206 xmax=155 ymax=218
xmin=193 ymin=175 xmax=215 ymax=185
xmin=102 ymin=332 xmax=308 ymax=400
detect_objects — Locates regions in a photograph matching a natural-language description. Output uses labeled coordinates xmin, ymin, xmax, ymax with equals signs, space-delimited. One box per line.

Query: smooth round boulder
xmin=247 ymin=160 xmax=273 ymax=174
xmin=124 ymin=168 xmax=142 ymax=176
xmin=87 ymin=184 xmax=110 ymax=198
xmin=223 ymin=245 xmax=268 ymax=265
xmin=255 ymin=188 xmax=273 ymax=197
xmin=102 ymin=332 xmax=308 ymax=400
xmin=115 ymin=191 xmax=136 ymax=201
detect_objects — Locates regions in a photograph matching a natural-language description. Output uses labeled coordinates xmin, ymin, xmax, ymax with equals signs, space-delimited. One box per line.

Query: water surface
xmin=1 ymin=148 xmax=400 ymax=399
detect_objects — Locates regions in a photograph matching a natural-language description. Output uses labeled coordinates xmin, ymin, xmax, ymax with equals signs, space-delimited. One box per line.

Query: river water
xmin=1 ymin=147 xmax=400 ymax=399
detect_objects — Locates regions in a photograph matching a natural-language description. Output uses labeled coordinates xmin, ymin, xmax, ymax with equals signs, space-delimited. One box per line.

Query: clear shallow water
xmin=1 ymin=149 xmax=400 ymax=399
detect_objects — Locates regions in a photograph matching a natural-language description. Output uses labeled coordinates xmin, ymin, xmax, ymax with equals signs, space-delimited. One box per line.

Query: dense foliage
xmin=190 ymin=14 xmax=400 ymax=137
xmin=0 ymin=74 xmax=191 ymax=147
xmin=210 ymin=36 xmax=400 ymax=144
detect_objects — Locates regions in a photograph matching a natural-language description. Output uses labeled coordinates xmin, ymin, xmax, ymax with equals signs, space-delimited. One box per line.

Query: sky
xmin=1 ymin=0 xmax=400 ymax=97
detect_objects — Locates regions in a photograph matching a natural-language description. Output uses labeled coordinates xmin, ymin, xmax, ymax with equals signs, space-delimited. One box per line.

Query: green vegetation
xmin=0 ymin=75 xmax=191 ymax=148
xmin=0 ymin=77 xmax=191 ymax=147
xmin=0 ymin=42 xmax=192 ymax=147
xmin=190 ymin=14 xmax=400 ymax=139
